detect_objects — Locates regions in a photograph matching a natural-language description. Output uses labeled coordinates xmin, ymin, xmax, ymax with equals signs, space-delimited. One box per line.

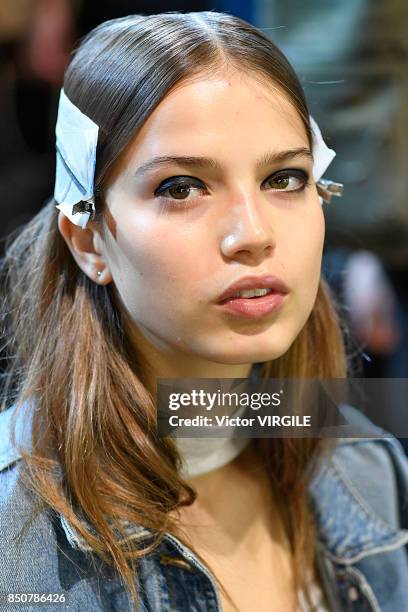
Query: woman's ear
xmin=57 ymin=211 xmax=112 ymax=285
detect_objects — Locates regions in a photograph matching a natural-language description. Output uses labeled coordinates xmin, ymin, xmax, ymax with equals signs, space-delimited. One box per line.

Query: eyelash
xmin=154 ymin=169 xmax=310 ymax=205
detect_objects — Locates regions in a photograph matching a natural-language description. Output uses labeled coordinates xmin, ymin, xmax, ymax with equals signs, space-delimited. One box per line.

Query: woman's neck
xmin=172 ymin=441 xmax=296 ymax=611
xmin=174 ymin=441 xmax=288 ymax=554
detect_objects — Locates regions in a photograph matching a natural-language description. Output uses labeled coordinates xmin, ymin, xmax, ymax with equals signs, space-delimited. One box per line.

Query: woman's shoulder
xmin=0 ymin=401 xmax=41 ymax=530
xmin=320 ymin=403 xmax=408 ymax=508
xmin=0 ymin=401 xmax=34 ymax=507
xmin=0 ymin=404 xmax=58 ymax=599
xmin=0 ymin=403 xmax=113 ymax=609
xmin=0 ymin=402 xmax=57 ymax=566
xmin=310 ymin=403 xmax=408 ymax=562
xmin=0 ymin=401 xmax=31 ymax=467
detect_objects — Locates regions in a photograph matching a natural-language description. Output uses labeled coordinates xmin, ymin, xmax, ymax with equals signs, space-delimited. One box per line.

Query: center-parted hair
xmin=62 ymin=11 xmax=312 ymax=210
xmin=0 ymin=12 xmax=349 ymax=611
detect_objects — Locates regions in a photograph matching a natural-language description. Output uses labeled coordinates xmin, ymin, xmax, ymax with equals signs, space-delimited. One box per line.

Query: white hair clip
xmin=53 ymin=91 xmax=342 ymax=228
xmin=310 ymin=116 xmax=344 ymax=204
xmin=54 ymin=89 xmax=98 ymax=229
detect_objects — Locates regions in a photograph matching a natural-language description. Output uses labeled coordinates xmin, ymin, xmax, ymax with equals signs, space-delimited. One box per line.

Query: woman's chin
xmin=201 ymin=341 xmax=293 ymax=366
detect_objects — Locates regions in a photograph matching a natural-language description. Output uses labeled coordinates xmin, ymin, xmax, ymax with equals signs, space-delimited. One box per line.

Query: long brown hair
xmin=0 ymin=12 xmax=351 ymax=610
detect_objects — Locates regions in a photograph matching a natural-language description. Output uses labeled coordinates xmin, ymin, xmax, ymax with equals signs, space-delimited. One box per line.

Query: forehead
xmin=120 ymin=70 xmax=309 ymax=170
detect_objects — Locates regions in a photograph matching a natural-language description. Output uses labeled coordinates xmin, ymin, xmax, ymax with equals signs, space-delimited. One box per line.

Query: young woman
xmin=0 ymin=11 xmax=407 ymax=612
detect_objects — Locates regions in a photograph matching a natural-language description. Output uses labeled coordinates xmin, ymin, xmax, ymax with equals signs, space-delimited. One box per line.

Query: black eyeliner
xmin=263 ymin=167 xmax=310 ymax=191
xmin=154 ymin=175 xmax=203 ymax=196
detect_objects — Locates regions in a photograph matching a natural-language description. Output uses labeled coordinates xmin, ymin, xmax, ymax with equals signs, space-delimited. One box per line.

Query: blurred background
xmin=1 ymin=1 xmax=407 ymax=445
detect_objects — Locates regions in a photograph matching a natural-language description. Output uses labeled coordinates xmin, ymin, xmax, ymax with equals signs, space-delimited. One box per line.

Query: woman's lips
xmin=215 ymin=274 xmax=290 ymax=319
xmin=216 ymin=291 xmax=287 ymax=319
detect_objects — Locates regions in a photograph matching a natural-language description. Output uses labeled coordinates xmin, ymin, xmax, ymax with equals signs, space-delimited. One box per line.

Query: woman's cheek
xmin=289 ymin=229 xmax=324 ymax=308
xmin=117 ymin=236 xmax=191 ymax=310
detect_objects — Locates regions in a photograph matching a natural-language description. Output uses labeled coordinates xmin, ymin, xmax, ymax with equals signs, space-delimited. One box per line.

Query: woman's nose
xmin=219 ymin=193 xmax=276 ymax=263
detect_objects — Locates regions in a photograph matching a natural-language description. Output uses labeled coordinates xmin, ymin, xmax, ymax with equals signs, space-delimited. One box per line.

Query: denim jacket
xmin=0 ymin=400 xmax=407 ymax=611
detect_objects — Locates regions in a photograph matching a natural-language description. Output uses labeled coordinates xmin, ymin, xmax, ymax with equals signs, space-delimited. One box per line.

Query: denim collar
xmin=2 ymin=397 xmax=408 ymax=564
xmin=309 ymin=442 xmax=408 ymax=564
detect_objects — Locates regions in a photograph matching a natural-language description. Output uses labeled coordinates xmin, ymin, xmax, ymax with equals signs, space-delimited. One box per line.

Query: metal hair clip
xmin=72 ymin=197 xmax=96 ymax=217
xmin=316 ymin=179 xmax=344 ymax=204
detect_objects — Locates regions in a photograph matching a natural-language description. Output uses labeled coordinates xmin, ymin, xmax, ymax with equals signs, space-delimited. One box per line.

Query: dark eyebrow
xmin=133 ymin=147 xmax=313 ymax=177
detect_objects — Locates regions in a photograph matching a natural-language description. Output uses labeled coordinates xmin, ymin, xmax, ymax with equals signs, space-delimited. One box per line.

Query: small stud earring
xmin=97 ymin=270 xmax=102 ymax=277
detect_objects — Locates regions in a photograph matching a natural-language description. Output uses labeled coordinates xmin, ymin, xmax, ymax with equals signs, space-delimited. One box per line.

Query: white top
xmin=175 ymin=435 xmax=251 ymax=478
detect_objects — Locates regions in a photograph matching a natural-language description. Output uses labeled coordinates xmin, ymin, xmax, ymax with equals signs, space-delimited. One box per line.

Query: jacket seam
xmin=321 ymin=533 xmax=408 ymax=565
xmin=59 ymin=514 xmax=153 ymax=552
xmin=163 ymin=533 xmax=223 ymax=611
xmin=345 ymin=566 xmax=381 ymax=612
xmin=0 ymin=456 xmax=20 ymax=472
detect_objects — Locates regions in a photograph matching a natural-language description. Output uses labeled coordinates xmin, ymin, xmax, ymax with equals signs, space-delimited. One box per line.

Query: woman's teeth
xmin=232 ymin=288 xmax=273 ymax=299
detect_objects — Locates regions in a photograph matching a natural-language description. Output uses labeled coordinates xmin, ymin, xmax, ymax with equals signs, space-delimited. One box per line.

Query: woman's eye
xmin=154 ymin=170 xmax=309 ymax=205
xmin=154 ymin=177 xmax=206 ymax=201
xmin=265 ymin=170 xmax=308 ymax=192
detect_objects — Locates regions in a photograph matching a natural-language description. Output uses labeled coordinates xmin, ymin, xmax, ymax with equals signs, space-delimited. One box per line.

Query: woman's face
xmin=91 ymin=70 xmax=324 ymax=374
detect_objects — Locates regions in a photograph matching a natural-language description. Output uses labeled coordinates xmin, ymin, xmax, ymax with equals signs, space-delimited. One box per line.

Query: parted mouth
xmin=217 ymin=274 xmax=290 ymax=304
